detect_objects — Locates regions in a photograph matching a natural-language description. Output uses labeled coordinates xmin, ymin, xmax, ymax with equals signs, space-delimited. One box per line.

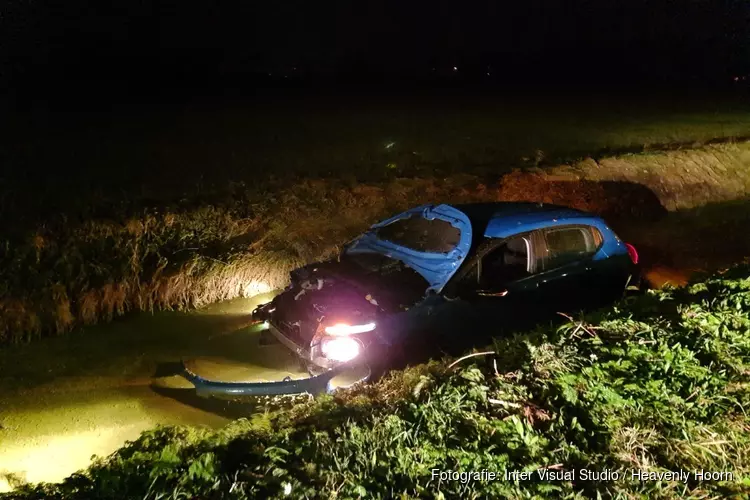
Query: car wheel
xmin=363 ymin=341 xmax=409 ymax=383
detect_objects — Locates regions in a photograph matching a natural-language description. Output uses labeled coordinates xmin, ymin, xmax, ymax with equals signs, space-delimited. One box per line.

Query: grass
xmin=5 ymin=265 xmax=750 ymax=499
xmin=2 ymin=96 xmax=750 ymax=344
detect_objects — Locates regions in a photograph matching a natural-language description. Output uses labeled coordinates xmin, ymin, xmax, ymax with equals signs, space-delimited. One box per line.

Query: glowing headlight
xmin=321 ymin=336 xmax=361 ymax=362
xmin=324 ymin=322 xmax=376 ymax=336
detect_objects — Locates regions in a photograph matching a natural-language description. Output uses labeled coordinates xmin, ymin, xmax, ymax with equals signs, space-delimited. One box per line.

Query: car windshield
xmin=373 ymin=215 xmax=461 ymax=253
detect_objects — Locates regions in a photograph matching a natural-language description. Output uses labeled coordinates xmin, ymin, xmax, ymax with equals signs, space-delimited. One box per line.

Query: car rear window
xmin=374 ymin=215 xmax=461 ymax=253
xmin=544 ymin=226 xmax=600 ymax=269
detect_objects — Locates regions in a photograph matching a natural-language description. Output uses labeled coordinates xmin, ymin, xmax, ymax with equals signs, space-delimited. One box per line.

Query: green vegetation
xmin=6 ymin=266 xmax=750 ymax=499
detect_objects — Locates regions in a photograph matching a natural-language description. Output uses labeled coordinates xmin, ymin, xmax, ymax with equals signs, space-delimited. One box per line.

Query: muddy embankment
xmin=2 ymin=142 xmax=750 ymax=344
xmin=502 ymin=143 xmax=750 ymax=286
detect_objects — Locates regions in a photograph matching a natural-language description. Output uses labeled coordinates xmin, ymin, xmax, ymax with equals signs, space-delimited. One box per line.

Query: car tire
xmin=364 ymin=340 xmax=412 ymax=383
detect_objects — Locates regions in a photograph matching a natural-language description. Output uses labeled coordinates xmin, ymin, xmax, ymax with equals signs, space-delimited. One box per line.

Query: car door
xmin=476 ymin=231 xmax=543 ymax=298
xmin=534 ymin=224 xmax=604 ymax=313
xmin=434 ymin=231 xmax=546 ymax=346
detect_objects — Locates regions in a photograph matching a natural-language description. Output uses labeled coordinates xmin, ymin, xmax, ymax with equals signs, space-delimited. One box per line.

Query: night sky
xmin=1 ymin=0 xmax=749 ymax=98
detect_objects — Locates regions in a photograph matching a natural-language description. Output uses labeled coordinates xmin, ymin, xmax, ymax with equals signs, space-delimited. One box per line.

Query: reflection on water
xmin=0 ymin=423 xmax=151 ymax=491
xmin=0 ymin=292 xmax=312 ymax=492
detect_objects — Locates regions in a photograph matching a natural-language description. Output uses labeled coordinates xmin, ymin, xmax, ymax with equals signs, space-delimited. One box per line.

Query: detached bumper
xmin=182 ymin=353 xmax=373 ymax=398
xmin=183 ymin=360 xmax=347 ymax=397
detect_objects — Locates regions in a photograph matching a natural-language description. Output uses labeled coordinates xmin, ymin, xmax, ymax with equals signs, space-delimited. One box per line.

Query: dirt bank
xmin=488 ymin=167 xmax=750 ymax=286
xmin=557 ymin=142 xmax=750 ymax=210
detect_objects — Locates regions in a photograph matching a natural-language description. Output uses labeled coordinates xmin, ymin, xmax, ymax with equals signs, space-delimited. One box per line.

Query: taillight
xmin=625 ymin=243 xmax=639 ymax=265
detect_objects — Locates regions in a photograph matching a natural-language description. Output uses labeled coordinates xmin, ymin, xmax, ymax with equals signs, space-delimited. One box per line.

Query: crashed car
xmin=185 ymin=202 xmax=640 ymax=397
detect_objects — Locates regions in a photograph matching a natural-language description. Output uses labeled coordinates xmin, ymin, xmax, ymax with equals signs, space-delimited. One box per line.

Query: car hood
xmin=344 ymin=204 xmax=472 ymax=294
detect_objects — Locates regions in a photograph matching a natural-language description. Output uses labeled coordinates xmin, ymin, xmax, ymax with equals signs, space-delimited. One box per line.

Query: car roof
xmin=450 ymin=202 xmax=597 ymax=239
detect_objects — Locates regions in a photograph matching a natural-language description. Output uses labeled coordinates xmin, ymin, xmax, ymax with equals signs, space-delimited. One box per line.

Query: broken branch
xmin=448 ymin=351 xmax=496 ymax=370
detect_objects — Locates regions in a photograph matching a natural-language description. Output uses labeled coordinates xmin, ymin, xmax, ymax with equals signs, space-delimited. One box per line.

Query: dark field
xmin=3 ymin=92 xmax=750 ymax=231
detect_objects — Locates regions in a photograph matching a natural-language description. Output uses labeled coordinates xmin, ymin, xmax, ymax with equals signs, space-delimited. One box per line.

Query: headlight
xmin=324 ymin=322 xmax=376 ymax=336
xmin=321 ymin=336 xmax=361 ymax=362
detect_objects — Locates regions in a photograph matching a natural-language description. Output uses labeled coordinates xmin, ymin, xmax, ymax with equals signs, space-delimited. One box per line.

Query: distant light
xmin=486 ymin=72 xmax=491 ymax=76
xmin=453 ymin=66 xmax=458 ymax=71
xmin=385 ymin=141 xmax=396 ymax=150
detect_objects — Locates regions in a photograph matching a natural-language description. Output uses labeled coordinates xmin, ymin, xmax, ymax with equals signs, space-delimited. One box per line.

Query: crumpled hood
xmin=344 ymin=204 xmax=473 ymax=294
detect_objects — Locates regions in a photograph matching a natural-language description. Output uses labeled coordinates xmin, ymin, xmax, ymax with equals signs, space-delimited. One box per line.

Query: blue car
xmin=185 ymin=202 xmax=640 ymax=397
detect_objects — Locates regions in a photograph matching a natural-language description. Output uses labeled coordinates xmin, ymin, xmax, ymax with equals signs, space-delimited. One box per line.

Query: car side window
xmin=543 ymin=226 xmax=601 ymax=270
xmin=479 ymin=234 xmax=533 ymax=289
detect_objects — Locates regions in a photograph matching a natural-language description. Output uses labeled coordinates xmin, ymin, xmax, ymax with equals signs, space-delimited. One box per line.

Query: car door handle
xmin=477 ymin=289 xmax=508 ymax=297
